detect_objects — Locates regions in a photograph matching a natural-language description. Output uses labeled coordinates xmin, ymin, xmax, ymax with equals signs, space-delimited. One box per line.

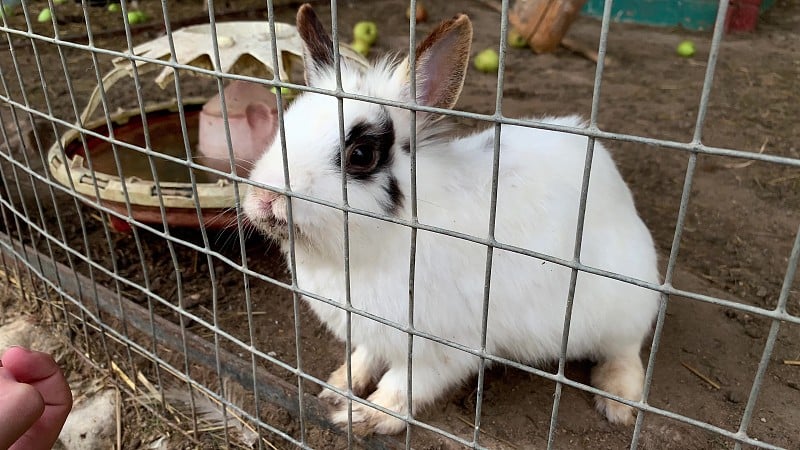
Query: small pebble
xmin=744 ymin=324 xmax=764 ymax=339
xmin=725 ymin=390 xmax=744 ymax=404
xmin=59 ymin=390 xmax=116 ymax=449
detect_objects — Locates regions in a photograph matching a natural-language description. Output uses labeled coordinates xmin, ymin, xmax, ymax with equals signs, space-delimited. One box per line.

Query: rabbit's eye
xmin=341 ymin=119 xmax=393 ymax=178
xmin=347 ymin=144 xmax=379 ymax=173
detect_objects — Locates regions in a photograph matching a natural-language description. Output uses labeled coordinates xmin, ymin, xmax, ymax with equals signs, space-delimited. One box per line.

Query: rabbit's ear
xmin=407 ymin=14 xmax=473 ymax=110
xmin=296 ymin=4 xmax=334 ymax=86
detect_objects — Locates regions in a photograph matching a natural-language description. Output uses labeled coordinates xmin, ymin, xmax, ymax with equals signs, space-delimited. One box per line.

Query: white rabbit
xmin=244 ymin=4 xmax=660 ymax=435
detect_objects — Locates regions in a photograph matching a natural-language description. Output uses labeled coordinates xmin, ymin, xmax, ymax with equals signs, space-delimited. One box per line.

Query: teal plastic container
xmin=581 ymin=0 xmax=776 ymax=31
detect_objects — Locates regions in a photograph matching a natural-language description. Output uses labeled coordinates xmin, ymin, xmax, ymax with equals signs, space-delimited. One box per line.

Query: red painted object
xmin=725 ymin=0 xmax=763 ymax=32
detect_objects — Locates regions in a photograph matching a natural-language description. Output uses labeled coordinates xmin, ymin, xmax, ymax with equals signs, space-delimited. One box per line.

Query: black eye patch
xmin=333 ymin=109 xmax=396 ymax=181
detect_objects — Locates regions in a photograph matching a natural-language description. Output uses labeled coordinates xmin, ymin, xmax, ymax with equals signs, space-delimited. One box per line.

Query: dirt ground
xmin=0 ymin=0 xmax=798 ymax=449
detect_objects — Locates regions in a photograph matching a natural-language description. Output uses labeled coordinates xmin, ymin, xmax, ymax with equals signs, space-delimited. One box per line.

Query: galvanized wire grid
xmin=0 ymin=0 xmax=798 ymax=449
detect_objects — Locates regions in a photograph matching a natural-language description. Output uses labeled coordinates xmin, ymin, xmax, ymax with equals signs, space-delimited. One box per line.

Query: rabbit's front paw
xmin=595 ymin=396 xmax=637 ymax=425
xmin=591 ymin=350 xmax=645 ymax=426
xmin=319 ymin=348 xmax=380 ymax=406
xmin=318 ymin=368 xmax=368 ymax=407
xmin=330 ymin=386 xmax=407 ymax=436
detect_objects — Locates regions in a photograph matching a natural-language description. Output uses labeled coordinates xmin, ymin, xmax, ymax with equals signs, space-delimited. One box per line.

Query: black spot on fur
xmin=401 ymin=140 xmax=410 ymax=154
xmin=382 ymin=176 xmax=404 ymax=215
xmin=484 ymin=134 xmax=497 ymax=152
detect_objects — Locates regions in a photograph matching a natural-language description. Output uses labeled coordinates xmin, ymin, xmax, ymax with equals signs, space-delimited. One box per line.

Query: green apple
xmin=53 ymin=0 xmax=67 ymax=4
xmin=351 ymin=39 xmax=370 ymax=57
xmin=270 ymin=86 xmax=294 ymax=97
xmin=676 ymin=40 xmax=695 ymax=57
xmin=353 ymin=21 xmax=378 ymax=46
xmin=473 ymin=48 xmax=499 ymax=73
xmin=37 ymin=8 xmax=52 ymax=23
xmin=108 ymin=3 xmax=121 ymax=12
xmin=127 ymin=10 xmax=148 ymax=24
xmin=508 ymin=29 xmax=528 ymax=48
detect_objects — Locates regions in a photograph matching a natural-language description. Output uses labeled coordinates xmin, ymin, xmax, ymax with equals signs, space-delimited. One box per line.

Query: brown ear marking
xmin=414 ymin=14 xmax=473 ymax=63
xmin=412 ymin=13 xmax=473 ymax=110
xmin=296 ymin=3 xmax=334 ymax=69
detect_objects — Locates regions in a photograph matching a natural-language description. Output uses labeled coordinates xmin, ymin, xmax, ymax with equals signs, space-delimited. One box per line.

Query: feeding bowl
xmin=47 ymin=21 xmax=367 ymax=232
xmin=48 ymin=99 xmax=240 ymax=233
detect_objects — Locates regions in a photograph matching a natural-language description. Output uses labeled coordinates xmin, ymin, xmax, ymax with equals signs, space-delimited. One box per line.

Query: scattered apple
xmin=53 ymin=0 xmax=67 ymax=4
xmin=270 ymin=86 xmax=294 ymax=97
xmin=1 ymin=5 xmax=14 ymax=18
xmin=351 ymin=39 xmax=370 ymax=57
xmin=676 ymin=40 xmax=695 ymax=57
xmin=405 ymin=3 xmax=428 ymax=22
xmin=353 ymin=21 xmax=378 ymax=46
xmin=127 ymin=10 xmax=147 ymax=24
xmin=37 ymin=7 xmax=52 ymax=23
xmin=107 ymin=3 xmax=121 ymax=12
xmin=508 ymin=29 xmax=528 ymax=48
xmin=473 ymin=48 xmax=499 ymax=73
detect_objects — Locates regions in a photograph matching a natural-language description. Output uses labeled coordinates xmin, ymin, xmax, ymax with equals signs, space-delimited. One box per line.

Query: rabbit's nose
xmin=255 ymin=189 xmax=288 ymax=223
xmin=258 ymin=189 xmax=280 ymax=209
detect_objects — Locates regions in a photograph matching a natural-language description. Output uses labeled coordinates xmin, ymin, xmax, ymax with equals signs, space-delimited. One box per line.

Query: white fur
xmin=245 ymin=54 xmax=660 ymax=433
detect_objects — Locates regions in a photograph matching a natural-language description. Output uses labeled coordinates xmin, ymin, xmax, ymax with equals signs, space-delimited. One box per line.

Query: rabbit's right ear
xmin=404 ymin=14 xmax=473 ymax=110
xmin=296 ymin=4 xmax=335 ymax=86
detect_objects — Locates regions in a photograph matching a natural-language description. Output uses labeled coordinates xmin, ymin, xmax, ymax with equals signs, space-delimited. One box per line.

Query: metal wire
xmin=546 ymin=0 xmax=614 ymax=445
xmin=0 ymin=0 xmax=797 ymax=449
xmin=0 ymin=23 xmax=796 ymax=168
xmin=80 ymin=0 xmax=176 ymax=417
xmin=0 ymin=175 xmax=788 ymax=450
xmin=733 ymin=223 xmax=800 ymax=450
xmin=631 ymin=0 xmax=729 ymax=446
xmin=0 ymin=0 xmax=68 ymax=316
xmin=405 ymin=0 xmax=419 ymax=447
xmin=471 ymin=0 xmax=511 ymax=447
xmin=3 ymin=0 xmax=114 ymax=372
xmin=116 ymin=0 xmax=202 ymax=434
xmin=0 ymin=239 xmax=310 ymax=448
xmin=1 ymin=129 xmax=797 ymax=329
xmin=324 ymin=0 xmax=356 ymax=446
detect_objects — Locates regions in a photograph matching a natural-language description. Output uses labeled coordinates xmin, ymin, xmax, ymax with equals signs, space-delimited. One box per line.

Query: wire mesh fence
xmin=0 ymin=0 xmax=798 ymax=449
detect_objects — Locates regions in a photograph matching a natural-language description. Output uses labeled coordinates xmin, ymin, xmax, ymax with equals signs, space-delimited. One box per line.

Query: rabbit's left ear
xmin=296 ymin=4 xmax=334 ymax=86
xmin=403 ymin=14 xmax=473 ymax=111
